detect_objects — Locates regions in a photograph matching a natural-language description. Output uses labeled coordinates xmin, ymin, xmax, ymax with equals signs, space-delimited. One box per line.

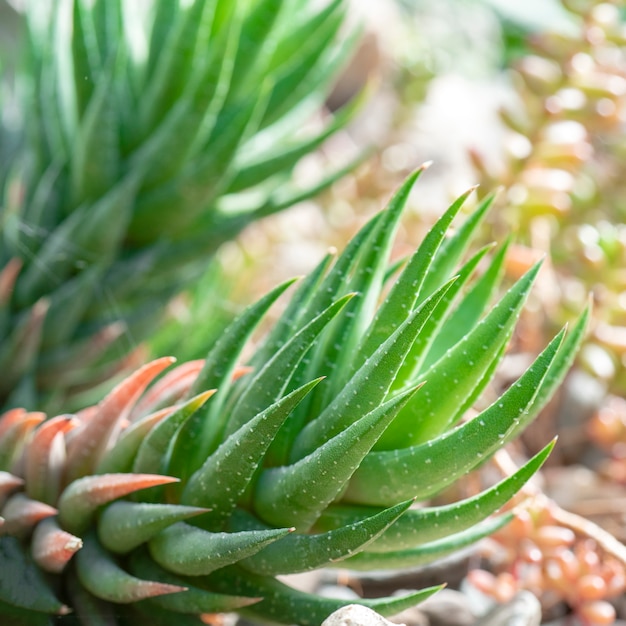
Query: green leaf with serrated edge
xmin=0 ymin=537 xmax=66 ymax=614
xmin=386 ymin=244 xmax=493 ymax=400
xmin=336 ymin=515 xmax=512 ymax=571
xmin=98 ymin=502 xmax=209 ymax=554
xmin=0 ymin=600 xmax=54 ymax=626
xmin=224 ymin=294 xmax=355 ymax=438
xmin=345 ymin=329 xmax=565 ymax=506
xmin=203 ymin=565 xmax=443 ymax=626
xmin=423 ymin=239 xmax=510 ymax=370
xmin=75 ymin=533 xmax=184 ymax=604
xmin=148 ymin=522 xmax=292 ymax=576
xmin=317 ymin=440 xmax=554 ymax=552
xmin=418 ymin=192 xmax=495 ymax=306
xmin=237 ymin=499 xmax=413 ymax=575
xmin=289 ymin=280 xmax=455 ymax=463
xmin=132 ymin=391 xmax=214 ymax=476
xmin=311 ymin=167 xmax=427 ymax=409
xmin=181 ymin=378 xmax=323 ymax=528
xmin=128 ymin=548 xmax=260 ymax=614
xmin=353 ymin=185 xmax=476 ymax=374
xmin=254 ymin=385 xmax=422 ymax=531
xmin=381 ymin=262 xmax=542 ymax=449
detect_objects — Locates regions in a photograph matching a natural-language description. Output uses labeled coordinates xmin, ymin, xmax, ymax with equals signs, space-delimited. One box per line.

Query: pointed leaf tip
xmin=58 ymin=474 xmax=179 ymax=534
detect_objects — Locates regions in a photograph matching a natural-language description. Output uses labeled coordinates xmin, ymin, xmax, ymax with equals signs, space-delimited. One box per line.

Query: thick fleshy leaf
xmin=132 ymin=391 xmax=215 ymax=475
xmin=254 ymin=385 xmax=423 ymax=531
xmin=345 ymin=329 xmax=566 ymax=506
xmin=24 ymin=414 xmax=77 ymax=504
xmin=98 ymin=501 xmax=209 ymax=554
xmin=352 ymin=184 xmax=477 ymax=373
xmin=95 ymin=408 xmax=172 ymax=474
xmin=379 ymin=262 xmax=542 ymax=449
xmin=128 ymin=548 xmax=261 ymax=613
xmin=0 ymin=472 xmax=24 ymax=508
xmin=64 ymin=357 xmax=175 ymax=483
xmin=418 ymin=192 xmax=495 ymax=304
xmin=289 ymin=280 xmax=454 ymax=462
xmin=224 ymin=294 xmax=355 ymax=437
xmin=149 ymin=522 xmax=292 ymax=576
xmin=58 ymin=473 xmax=179 ymax=534
xmin=0 ymin=536 xmax=68 ymax=614
xmin=236 ymin=499 xmax=413 ymax=575
xmin=31 ymin=517 xmax=82 ymax=573
xmin=181 ymin=278 xmax=298 ymax=470
xmin=317 ymin=440 xmax=554 ymax=551
xmin=203 ymin=565 xmax=443 ymax=626
xmin=75 ymin=532 xmax=185 ymax=604
xmin=0 ymin=412 xmax=45 ymax=472
xmin=181 ymin=378 xmax=323 ymax=527
xmin=0 ymin=493 xmax=57 ymax=537
xmin=336 ymin=515 xmax=511 ymax=571
xmin=422 ymin=239 xmax=510 ymax=370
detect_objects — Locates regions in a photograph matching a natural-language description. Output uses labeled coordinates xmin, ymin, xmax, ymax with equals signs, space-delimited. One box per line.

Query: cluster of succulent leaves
xmin=0 ymin=170 xmax=587 ymax=626
xmin=0 ymin=0 xmax=359 ymax=412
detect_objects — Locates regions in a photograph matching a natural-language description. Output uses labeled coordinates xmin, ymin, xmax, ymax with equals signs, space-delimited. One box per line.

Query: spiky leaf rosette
xmin=0 ymin=174 xmax=587 ymax=625
xmin=0 ymin=0 xmax=360 ymax=411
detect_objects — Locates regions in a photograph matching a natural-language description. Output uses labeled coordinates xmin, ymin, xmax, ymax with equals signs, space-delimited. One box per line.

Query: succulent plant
xmin=0 ymin=0 xmax=359 ymax=412
xmin=0 ymin=172 xmax=587 ymax=625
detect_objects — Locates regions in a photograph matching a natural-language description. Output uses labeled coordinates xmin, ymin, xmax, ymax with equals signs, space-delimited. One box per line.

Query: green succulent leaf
xmin=289 ymin=279 xmax=455 ymax=462
xmin=181 ymin=378 xmax=324 ymax=528
xmin=236 ymin=499 xmax=413 ymax=575
xmin=0 ymin=536 xmax=66 ymax=614
xmin=75 ymin=532 xmax=185 ymax=604
xmin=354 ymin=184 xmax=477 ymax=370
xmin=148 ymin=522 xmax=292 ymax=576
xmin=128 ymin=548 xmax=261 ymax=614
xmin=224 ymin=293 xmax=355 ymax=437
xmin=98 ymin=502 xmax=209 ymax=554
xmin=379 ymin=262 xmax=543 ymax=449
xmin=254 ymin=385 xmax=423 ymax=531
xmin=346 ymin=327 xmax=566 ymax=505
xmin=132 ymin=391 xmax=214 ymax=477
xmin=203 ymin=565 xmax=443 ymax=626
xmin=318 ymin=440 xmax=554 ymax=551
xmin=337 ymin=514 xmax=512 ymax=571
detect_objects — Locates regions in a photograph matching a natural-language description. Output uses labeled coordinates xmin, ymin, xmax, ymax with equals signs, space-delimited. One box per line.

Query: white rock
xmin=321 ymin=604 xmax=405 ymax=626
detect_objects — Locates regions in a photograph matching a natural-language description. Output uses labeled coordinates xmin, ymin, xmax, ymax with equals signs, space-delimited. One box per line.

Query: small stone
xmin=474 ymin=591 xmax=542 ymax=626
xmin=417 ymin=589 xmax=476 ymax=626
xmin=322 ymin=604 xmax=404 ymax=626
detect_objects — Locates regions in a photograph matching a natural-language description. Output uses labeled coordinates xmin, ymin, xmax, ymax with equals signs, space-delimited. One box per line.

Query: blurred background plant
xmin=0 ymin=0 xmax=360 ymax=413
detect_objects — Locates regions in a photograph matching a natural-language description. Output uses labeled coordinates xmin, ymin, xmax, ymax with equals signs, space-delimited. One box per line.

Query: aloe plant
xmin=0 ymin=0 xmax=359 ymax=412
xmin=0 ymin=172 xmax=587 ymax=625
